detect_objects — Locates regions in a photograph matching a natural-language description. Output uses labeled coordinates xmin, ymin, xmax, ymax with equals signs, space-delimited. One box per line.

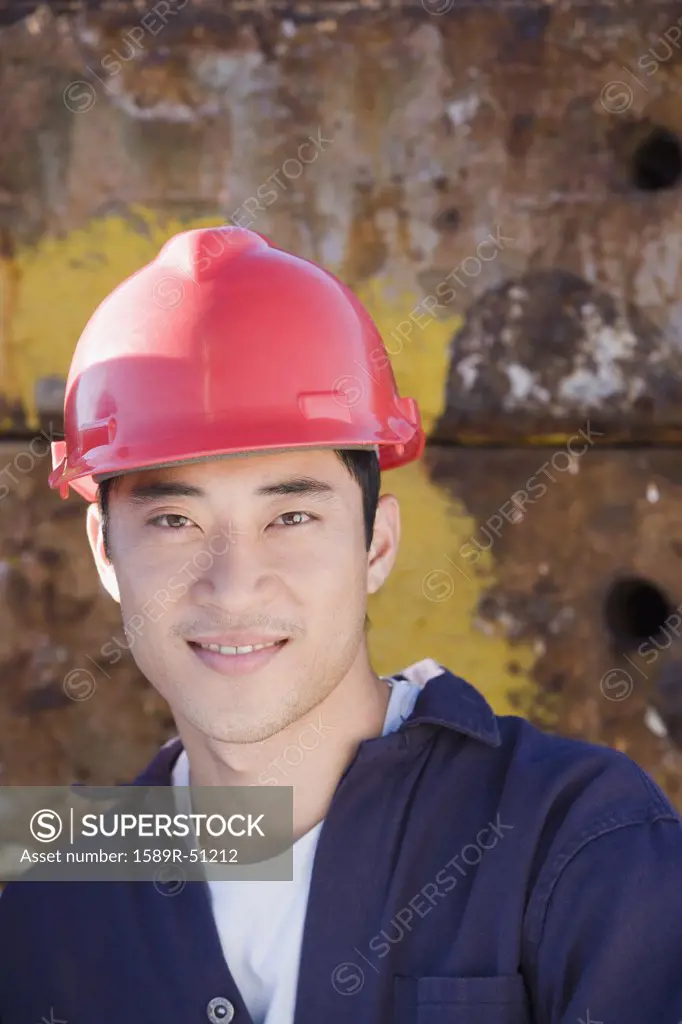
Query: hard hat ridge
xmin=155 ymin=226 xmax=269 ymax=282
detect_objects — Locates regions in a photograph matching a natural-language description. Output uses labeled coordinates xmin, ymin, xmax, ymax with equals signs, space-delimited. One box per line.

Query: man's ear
xmin=86 ymin=502 xmax=121 ymax=604
xmin=367 ymin=493 xmax=401 ymax=595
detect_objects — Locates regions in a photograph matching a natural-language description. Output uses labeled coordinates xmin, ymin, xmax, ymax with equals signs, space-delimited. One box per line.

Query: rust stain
xmin=342 ymin=178 xmax=391 ymax=288
xmin=342 ymin=177 xmax=417 ymax=289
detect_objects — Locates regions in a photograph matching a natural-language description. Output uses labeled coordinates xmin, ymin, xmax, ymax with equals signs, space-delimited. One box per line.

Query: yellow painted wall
xmin=3 ymin=210 xmax=539 ymax=714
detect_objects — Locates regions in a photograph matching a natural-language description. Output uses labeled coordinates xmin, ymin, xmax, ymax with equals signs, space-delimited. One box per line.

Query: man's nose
xmin=188 ymin=528 xmax=277 ymax=611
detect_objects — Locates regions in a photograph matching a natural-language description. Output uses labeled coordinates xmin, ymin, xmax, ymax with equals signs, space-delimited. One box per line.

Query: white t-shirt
xmin=171 ymin=675 xmax=421 ymax=1024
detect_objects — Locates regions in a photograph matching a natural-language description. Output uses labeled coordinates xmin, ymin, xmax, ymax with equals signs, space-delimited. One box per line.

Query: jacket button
xmin=206 ymin=997 xmax=235 ymax=1022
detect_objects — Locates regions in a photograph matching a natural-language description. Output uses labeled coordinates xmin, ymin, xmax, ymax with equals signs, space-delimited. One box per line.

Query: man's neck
xmin=173 ymin=665 xmax=392 ymax=839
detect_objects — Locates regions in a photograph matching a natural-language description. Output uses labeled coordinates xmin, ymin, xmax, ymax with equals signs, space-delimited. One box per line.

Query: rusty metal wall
xmin=2 ymin=0 xmax=682 ymax=805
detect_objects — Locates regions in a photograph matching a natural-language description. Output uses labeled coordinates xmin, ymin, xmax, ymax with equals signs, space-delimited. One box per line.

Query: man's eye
xmin=148 ymin=514 xmax=194 ymax=529
xmin=272 ymin=511 xmax=314 ymax=527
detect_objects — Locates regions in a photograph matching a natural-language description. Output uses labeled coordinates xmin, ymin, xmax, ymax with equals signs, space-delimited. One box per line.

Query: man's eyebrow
xmin=126 ymin=481 xmax=206 ymax=505
xmin=255 ymin=477 xmax=336 ymax=499
xmin=124 ymin=477 xmax=337 ymax=504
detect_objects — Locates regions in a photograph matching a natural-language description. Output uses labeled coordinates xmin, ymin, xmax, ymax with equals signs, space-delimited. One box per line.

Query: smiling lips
xmin=187 ymin=635 xmax=290 ymax=675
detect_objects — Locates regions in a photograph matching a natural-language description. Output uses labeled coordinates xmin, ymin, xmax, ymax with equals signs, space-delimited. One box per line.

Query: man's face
xmin=86 ymin=448 xmax=399 ymax=743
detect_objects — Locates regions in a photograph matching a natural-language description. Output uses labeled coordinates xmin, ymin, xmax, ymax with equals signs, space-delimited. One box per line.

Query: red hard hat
xmin=49 ymin=226 xmax=425 ymax=503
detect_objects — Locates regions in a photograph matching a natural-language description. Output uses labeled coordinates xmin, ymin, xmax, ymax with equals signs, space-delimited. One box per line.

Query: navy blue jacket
xmin=1 ymin=662 xmax=682 ymax=1023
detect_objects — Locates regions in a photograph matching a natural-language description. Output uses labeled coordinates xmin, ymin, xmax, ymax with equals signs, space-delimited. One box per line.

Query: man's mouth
xmin=190 ymin=639 xmax=288 ymax=657
xmin=187 ymin=636 xmax=290 ymax=675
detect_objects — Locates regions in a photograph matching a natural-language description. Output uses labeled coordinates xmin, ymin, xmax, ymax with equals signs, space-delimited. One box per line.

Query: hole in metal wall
xmin=433 ymin=207 xmax=461 ymax=231
xmin=603 ymin=576 xmax=674 ymax=650
xmin=631 ymin=126 xmax=682 ymax=191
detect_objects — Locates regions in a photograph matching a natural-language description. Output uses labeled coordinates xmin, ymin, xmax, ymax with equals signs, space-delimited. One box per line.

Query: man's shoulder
xmin=465 ymin=708 xmax=682 ymax=901
xmin=412 ymin=659 xmax=680 ymax=826
xmin=494 ymin=710 xmax=678 ymax=820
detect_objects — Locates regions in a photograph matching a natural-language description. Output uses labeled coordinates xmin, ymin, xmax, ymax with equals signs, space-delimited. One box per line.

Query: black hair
xmin=98 ymin=448 xmax=381 ymax=562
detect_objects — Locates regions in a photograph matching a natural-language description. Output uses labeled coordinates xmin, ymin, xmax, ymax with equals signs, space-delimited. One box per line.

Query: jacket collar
xmin=134 ymin=659 xmax=500 ymax=785
xmin=398 ymin=658 xmax=501 ymax=747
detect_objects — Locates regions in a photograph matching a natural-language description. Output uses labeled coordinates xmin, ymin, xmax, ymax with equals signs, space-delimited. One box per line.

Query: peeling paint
xmin=106 ymin=90 xmax=222 ymax=122
xmin=457 ymin=352 xmax=482 ymax=391
xmin=505 ymin=364 xmax=536 ymax=403
xmin=446 ymin=94 xmax=480 ymax=128
xmin=438 ymin=270 xmax=682 ymax=442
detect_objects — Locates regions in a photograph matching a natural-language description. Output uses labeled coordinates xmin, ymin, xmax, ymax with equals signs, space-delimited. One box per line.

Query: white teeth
xmin=197 ymin=640 xmax=283 ymax=656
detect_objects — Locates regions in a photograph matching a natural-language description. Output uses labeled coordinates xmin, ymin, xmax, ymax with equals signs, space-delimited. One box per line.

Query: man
xmin=0 ymin=226 xmax=680 ymax=1024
